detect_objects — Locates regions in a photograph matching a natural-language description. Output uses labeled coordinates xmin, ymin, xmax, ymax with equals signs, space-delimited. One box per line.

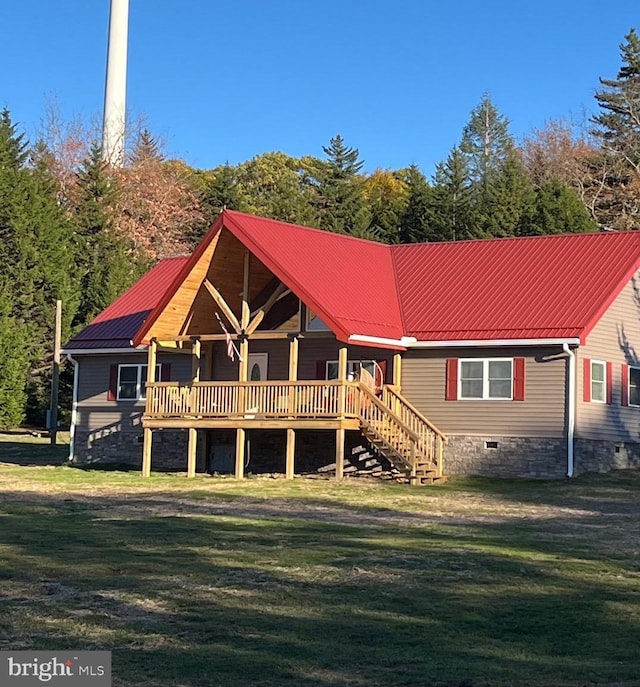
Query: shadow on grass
xmin=0 ymin=486 xmax=639 ymax=686
xmin=0 ymin=441 xmax=69 ymax=466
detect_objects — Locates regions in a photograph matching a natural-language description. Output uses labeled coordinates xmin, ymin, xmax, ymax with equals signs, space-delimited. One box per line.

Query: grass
xmin=0 ymin=440 xmax=639 ymax=686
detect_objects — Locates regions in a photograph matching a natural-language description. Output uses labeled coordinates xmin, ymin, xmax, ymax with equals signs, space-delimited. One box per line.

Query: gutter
xmin=562 ymin=343 xmax=577 ymax=478
xmin=348 ymin=335 xmax=582 ymax=349
xmin=60 ymin=346 xmax=147 ymax=355
xmin=66 ymin=353 xmax=80 ymax=464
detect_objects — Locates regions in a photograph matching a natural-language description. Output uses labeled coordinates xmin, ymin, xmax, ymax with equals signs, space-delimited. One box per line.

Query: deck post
xmin=286 ymin=334 xmax=299 ymax=479
xmin=335 ymin=345 xmax=348 ymax=480
xmin=393 ymin=352 xmax=402 ymax=390
xmin=142 ymin=339 xmax=157 ymax=477
xmin=235 ymin=336 xmax=249 ymax=479
xmin=187 ymin=337 xmax=201 ymax=478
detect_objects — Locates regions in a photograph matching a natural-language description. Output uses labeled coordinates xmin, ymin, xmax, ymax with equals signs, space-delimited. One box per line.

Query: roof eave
xmin=404 ymin=337 xmax=581 ymax=348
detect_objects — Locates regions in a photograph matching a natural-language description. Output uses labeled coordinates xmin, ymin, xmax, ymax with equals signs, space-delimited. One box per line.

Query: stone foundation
xmin=445 ymin=435 xmax=568 ymax=479
xmin=73 ymin=428 xmax=188 ymax=471
xmin=574 ymin=438 xmax=640 ymax=474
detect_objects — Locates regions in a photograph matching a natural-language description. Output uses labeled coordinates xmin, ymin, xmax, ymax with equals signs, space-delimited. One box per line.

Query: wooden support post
xmin=335 ymin=427 xmax=345 ymax=480
xmin=235 ymin=336 xmax=249 ymax=479
xmin=142 ymin=339 xmax=158 ymax=477
xmin=50 ymin=299 xmax=62 ymax=445
xmin=142 ymin=428 xmax=153 ymax=478
xmin=335 ymin=346 xmax=348 ymax=480
xmin=286 ymin=335 xmax=299 ymax=479
xmin=393 ymin=352 xmax=402 ymax=389
xmin=187 ymin=337 xmax=201 ymax=478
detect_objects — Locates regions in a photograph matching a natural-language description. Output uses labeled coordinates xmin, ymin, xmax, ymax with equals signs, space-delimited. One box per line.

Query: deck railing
xmin=145 ymin=380 xmax=358 ymax=419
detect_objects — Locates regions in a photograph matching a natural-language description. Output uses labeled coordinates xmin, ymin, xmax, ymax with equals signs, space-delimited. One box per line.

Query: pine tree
xmin=398 ymin=165 xmax=432 ymax=243
xmin=305 ymin=135 xmax=372 ymax=237
xmin=200 ymin=162 xmax=249 ymax=220
xmin=72 ymin=142 xmax=141 ymax=327
xmin=460 ymin=94 xmax=514 ymax=188
xmin=428 ymin=147 xmax=475 ymax=240
xmin=593 ymin=29 xmax=640 ymax=169
xmin=130 ymin=128 xmax=164 ymax=164
xmin=591 ymin=28 xmax=640 ymax=228
xmin=518 ymin=178 xmax=598 ymax=235
xmin=0 ymin=281 xmax=30 ymax=429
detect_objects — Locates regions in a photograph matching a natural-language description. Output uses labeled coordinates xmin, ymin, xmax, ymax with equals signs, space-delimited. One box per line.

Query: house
xmin=62 ymin=210 xmax=640 ymax=482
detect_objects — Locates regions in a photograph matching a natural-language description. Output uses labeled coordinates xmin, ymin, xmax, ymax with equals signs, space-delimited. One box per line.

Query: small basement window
xmin=485 ymin=441 xmax=499 ymax=449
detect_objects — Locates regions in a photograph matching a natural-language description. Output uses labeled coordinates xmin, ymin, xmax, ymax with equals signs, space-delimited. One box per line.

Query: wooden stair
xmin=355 ymin=384 xmax=447 ymax=485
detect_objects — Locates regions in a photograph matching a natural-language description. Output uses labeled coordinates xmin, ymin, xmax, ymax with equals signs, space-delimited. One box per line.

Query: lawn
xmin=0 ymin=440 xmax=638 ymax=686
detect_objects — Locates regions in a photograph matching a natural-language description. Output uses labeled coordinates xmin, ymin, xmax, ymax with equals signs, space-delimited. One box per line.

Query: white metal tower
xmin=102 ymin=0 xmax=129 ymax=166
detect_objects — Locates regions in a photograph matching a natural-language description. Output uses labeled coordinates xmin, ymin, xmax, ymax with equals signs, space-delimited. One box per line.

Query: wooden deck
xmin=143 ymin=380 xmax=447 ymax=483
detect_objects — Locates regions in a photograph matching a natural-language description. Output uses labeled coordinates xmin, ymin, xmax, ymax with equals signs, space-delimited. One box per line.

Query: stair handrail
xmin=381 ymin=386 xmax=447 ymax=441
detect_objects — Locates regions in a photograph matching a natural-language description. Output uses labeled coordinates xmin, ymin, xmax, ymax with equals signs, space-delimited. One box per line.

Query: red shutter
xmin=583 ymin=358 xmax=591 ymax=403
xmin=445 ymin=358 xmax=458 ymax=401
xmin=160 ymin=363 xmax=171 ymax=381
xmin=107 ymin=365 xmax=118 ymax=401
xmin=621 ymin=364 xmax=629 ymax=407
xmin=513 ymin=357 xmax=526 ymax=401
xmin=316 ymin=361 xmax=326 ymax=380
xmin=375 ymin=360 xmax=388 ymax=387
xmin=606 ymin=362 xmax=613 ymax=405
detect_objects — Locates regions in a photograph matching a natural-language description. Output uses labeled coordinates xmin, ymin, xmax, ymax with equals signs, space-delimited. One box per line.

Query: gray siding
xmin=577 ymin=271 xmax=640 ymax=441
xmin=75 ymin=353 xmax=193 ymax=433
xmin=212 ymin=337 xmax=394 ymax=381
xmin=400 ymin=346 xmax=567 ymax=437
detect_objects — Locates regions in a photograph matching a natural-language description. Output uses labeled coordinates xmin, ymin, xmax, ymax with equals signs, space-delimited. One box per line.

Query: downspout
xmin=562 ymin=343 xmax=576 ymax=478
xmin=66 ymin=354 xmax=79 ymax=464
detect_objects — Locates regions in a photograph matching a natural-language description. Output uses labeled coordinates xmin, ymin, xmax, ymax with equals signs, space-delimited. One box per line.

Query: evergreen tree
xmin=72 ymin=142 xmax=140 ymax=327
xmin=130 ymin=128 xmax=164 ymax=164
xmin=518 ymin=178 xmax=598 ymax=235
xmin=0 ymin=281 xmax=30 ymax=429
xmin=305 ymin=135 xmax=372 ymax=237
xmin=460 ymin=94 xmax=514 ymax=188
xmin=476 ymin=152 xmax=535 ymax=238
xmin=0 ymin=108 xmax=28 ymax=170
xmin=591 ymin=28 xmax=640 ymax=228
xmin=398 ymin=165 xmax=433 ymax=243
xmin=428 ymin=147 xmax=475 ymax=240
xmin=593 ymin=29 xmax=640 ymax=169
xmin=200 ymin=162 xmax=249 ymax=219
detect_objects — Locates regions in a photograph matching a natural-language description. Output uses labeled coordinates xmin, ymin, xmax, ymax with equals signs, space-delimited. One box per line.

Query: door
xmin=248 ymin=353 xmax=268 ymax=381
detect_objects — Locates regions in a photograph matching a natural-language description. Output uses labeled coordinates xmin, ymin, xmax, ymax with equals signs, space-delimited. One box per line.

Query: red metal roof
xmin=64 ymin=256 xmax=188 ymax=350
xmin=392 ymin=231 xmax=640 ymax=343
xmin=68 ymin=210 xmax=640 ymax=352
xmin=222 ymin=211 xmax=403 ymax=343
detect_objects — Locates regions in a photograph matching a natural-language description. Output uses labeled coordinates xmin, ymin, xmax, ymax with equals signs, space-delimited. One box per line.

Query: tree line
xmin=1 ymin=28 xmax=639 ymax=429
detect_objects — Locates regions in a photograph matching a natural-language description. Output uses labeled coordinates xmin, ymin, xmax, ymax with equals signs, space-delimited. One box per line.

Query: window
xmin=459 ymin=359 xmax=513 ymax=400
xmin=117 ymin=364 xmax=161 ymax=401
xmin=590 ymin=360 xmax=606 ymax=403
xmin=629 ymin=367 xmax=640 ymax=407
xmin=326 ymin=360 xmax=381 ymax=383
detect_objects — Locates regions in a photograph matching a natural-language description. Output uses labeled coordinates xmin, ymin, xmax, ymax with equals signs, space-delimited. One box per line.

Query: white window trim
xmin=117 ymin=363 xmax=161 ymax=402
xmin=590 ymin=359 xmax=607 ymax=404
xmin=458 ymin=357 xmax=513 ymax=401
xmin=629 ymin=366 xmax=640 ymax=408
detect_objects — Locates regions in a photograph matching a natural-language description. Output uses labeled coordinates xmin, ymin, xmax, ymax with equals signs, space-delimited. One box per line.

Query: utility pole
xmin=102 ymin=0 xmax=129 ymax=166
xmin=50 ymin=300 xmax=62 ymax=446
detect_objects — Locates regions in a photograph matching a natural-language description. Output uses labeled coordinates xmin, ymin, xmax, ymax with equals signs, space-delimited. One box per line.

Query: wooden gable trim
xmin=133 ymin=216 xmax=224 ymax=345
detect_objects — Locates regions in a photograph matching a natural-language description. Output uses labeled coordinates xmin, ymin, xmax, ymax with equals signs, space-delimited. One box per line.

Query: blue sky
xmin=1 ymin=1 xmax=638 ymax=176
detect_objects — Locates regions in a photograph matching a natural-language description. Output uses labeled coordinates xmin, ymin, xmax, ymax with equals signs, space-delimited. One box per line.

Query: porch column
xmin=286 ymin=334 xmax=299 ymax=479
xmin=187 ymin=337 xmax=201 ymax=478
xmin=335 ymin=345 xmax=348 ymax=480
xmin=393 ymin=352 xmax=402 ymax=390
xmin=142 ymin=338 xmax=157 ymax=477
xmin=235 ymin=335 xmax=249 ymax=479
